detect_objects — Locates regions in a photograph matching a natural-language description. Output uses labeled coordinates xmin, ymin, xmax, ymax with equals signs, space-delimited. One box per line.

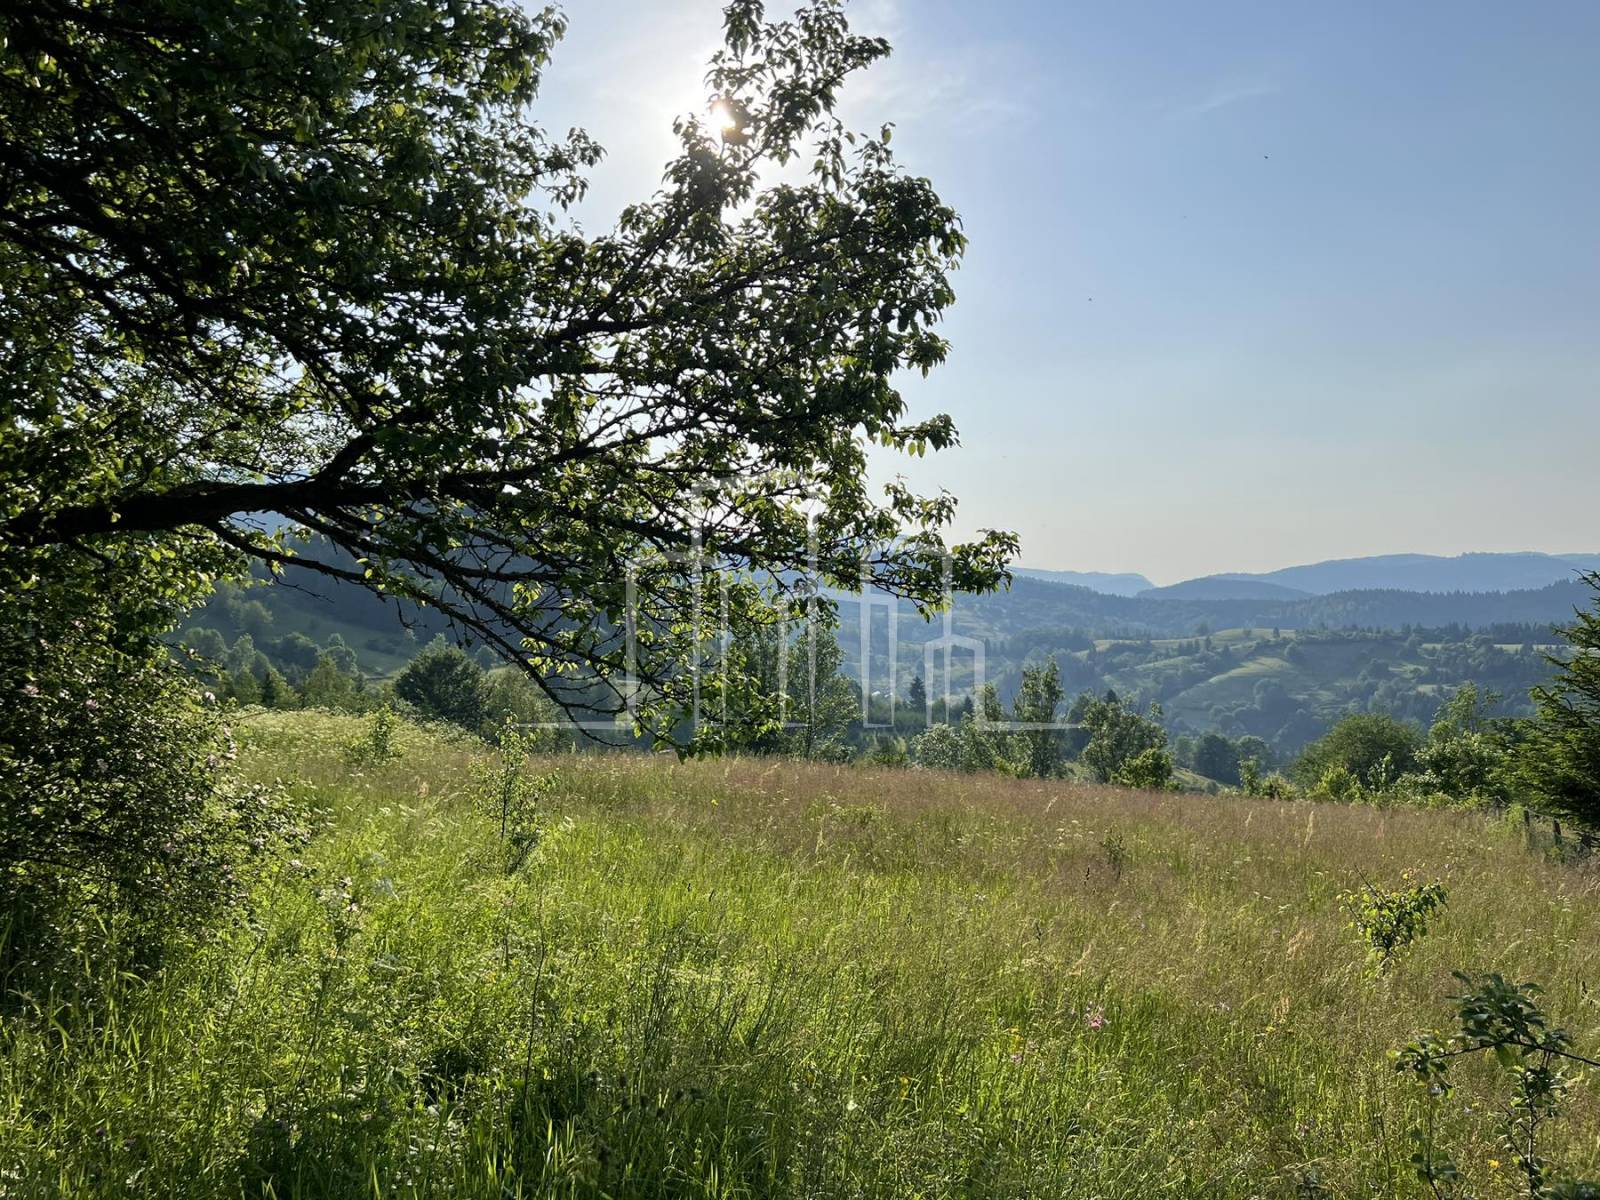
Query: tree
xmin=299 ymin=653 xmax=363 ymax=712
xmin=1192 ymin=732 xmax=1241 ymax=786
xmin=1078 ymin=695 xmax=1167 ymax=784
xmin=227 ymin=667 xmax=262 ymax=707
xmin=785 ymin=624 xmax=860 ymax=762
xmin=224 ymin=635 xmax=262 ymax=680
xmin=1519 ymin=572 xmax=1600 ymax=833
xmin=475 ymin=667 xmax=570 ymax=755
xmin=180 ymin=626 xmax=229 ymax=668
xmin=1291 ymin=713 xmax=1420 ymax=791
xmin=0 ymin=0 xmax=1014 ymax=745
xmin=1012 ymin=658 xmax=1065 ymax=778
xmin=258 ymin=666 xmax=298 ymax=710
xmin=744 ymin=617 xmax=858 ymax=761
xmin=322 ymin=634 xmax=361 ymax=678
xmin=911 ymin=711 xmax=1020 ymax=776
xmin=273 ymin=633 xmax=321 ymax=681
xmin=395 ymin=637 xmax=492 ymax=731
xmin=907 ymin=673 xmax=928 ymax=716
xmin=1412 ymin=683 xmax=1511 ymax=803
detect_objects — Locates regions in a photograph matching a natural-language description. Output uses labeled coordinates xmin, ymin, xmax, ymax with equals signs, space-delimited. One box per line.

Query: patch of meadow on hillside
xmin=4 ymin=708 xmax=1599 ymax=1198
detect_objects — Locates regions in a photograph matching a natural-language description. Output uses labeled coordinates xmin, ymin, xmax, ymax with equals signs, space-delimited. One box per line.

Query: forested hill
xmin=185 ymin=552 xmax=1583 ymax=763
xmin=189 ymin=551 xmax=1588 ymax=677
xmin=918 ymin=574 xmax=1592 ymax=641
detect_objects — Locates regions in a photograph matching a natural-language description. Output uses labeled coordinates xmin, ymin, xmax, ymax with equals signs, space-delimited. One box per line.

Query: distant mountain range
xmin=1017 ymin=552 xmax=1600 ymax=602
xmin=1009 ymin=568 xmax=1153 ymax=596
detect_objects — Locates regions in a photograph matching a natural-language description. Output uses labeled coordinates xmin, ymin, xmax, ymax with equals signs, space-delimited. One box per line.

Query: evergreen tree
xmin=1519 ymin=573 xmax=1600 ymax=833
xmin=258 ymin=667 xmax=297 ymax=710
xmin=907 ymin=673 xmax=928 ymax=715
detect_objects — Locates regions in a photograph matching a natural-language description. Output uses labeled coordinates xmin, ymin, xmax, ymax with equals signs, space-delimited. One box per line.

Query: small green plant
xmin=1101 ymin=831 xmax=1130 ymax=880
xmin=865 ymin=733 xmax=909 ymax=767
xmin=1340 ymin=872 xmax=1447 ymax=971
xmin=1395 ymin=972 xmax=1600 ymax=1198
xmin=346 ymin=703 xmax=401 ymax=766
xmin=471 ymin=721 xmax=554 ymax=877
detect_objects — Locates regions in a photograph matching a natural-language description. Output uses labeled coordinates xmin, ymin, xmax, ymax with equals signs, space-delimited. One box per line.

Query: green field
xmin=5 ymin=710 xmax=1598 ymax=1198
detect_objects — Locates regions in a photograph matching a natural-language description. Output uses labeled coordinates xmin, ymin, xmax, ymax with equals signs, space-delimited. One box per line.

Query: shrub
xmin=2 ymin=608 xmax=298 ymax=990
xmin=1339 ymin=872 xmax=1447 ymax=971
xmin=1114 ymin=746 xmax=1175 ymax=791
xmin=1396 ymin=972 xmax=1600 ymax=1196
xmin=1239 ymin=756 xmax=1296 ymax=799
xmin=470 ymin=722 xmax=555 ymax=878
xmin=1314 ymin=764 xmax=1362 ymax=803
xmin=1100 ymin=831 xmax=1130 ymax=879
xmin=911 ymin=721 xmax=965 ymax=771
xmin=865 ymin=734 xmax=909 ymax=767
xmin=347 ymin=704 xmax=402 ymax=767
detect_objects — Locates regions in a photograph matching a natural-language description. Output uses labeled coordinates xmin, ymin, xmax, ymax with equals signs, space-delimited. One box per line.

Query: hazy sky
xmin=540 ymin=0 xmax=1600 ymax=584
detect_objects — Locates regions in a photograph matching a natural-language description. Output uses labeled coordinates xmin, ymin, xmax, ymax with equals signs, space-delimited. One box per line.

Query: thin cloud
xmin=1171 ymin=80 xmax=1281 ymax=120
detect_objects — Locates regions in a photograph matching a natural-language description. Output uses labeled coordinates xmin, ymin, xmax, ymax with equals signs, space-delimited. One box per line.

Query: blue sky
xmin=541 ymin=0 xmax=1600 ymax=584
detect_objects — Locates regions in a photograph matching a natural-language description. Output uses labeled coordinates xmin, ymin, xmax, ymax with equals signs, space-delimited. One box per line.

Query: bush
xmin=470 ymin=722 xmax=555 ymax=877
xmin=865 ymin=733 xmax=909 ymax=767
xmin=1339 ymin=873 xmax=1446 ymax=970
xmin=1396 ymin=972 xmax=1599 ymax=1194
xmin=346 ymin=704 xmax=402 ymax=767
xmin=1238 ymin=756 xmax=1295 ymax=799
xmin=1 ymin=606 xmax=299 ymax=991
xmin=1314 ymin=763 xmax=1362 ymax=803
xmin=911 ymin=711 xmax=1022 ymax=775
xmin=1114 ymin=746 xmax=1175 ymax=791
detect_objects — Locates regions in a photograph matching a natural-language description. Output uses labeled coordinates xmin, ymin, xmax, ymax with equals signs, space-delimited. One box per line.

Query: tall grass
xmin=3 ymin=709 xmax=1598 ymax=1197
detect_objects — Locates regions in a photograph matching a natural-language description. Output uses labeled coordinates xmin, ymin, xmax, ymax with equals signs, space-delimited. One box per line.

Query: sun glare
xmin=710 ymin=99 xmax=739 ymax=131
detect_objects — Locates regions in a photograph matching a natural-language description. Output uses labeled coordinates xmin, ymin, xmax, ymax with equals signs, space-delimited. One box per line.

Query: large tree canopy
xmin=0 ymin=0 xmax=1014 ymax=741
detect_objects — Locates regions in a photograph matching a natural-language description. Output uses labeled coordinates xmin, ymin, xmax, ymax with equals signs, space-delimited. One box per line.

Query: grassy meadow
xmin=5 ymin=709 xmax=1599 ymax=1198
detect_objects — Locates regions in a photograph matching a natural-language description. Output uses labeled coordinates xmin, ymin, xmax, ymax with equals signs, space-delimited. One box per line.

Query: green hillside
xmin=7 ymin=710 xmax=1598 ymax=1198
xmin=185 ymin=561 xmax=1569 ymax=763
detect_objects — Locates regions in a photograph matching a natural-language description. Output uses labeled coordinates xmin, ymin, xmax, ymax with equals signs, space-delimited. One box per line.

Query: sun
xmin=709 ymin=99 xmax=740 ymax=132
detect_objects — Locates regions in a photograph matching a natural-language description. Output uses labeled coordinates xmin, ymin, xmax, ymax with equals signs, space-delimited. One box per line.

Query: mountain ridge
xmin=1020 ymin=551 xmax=1600 ymax=600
